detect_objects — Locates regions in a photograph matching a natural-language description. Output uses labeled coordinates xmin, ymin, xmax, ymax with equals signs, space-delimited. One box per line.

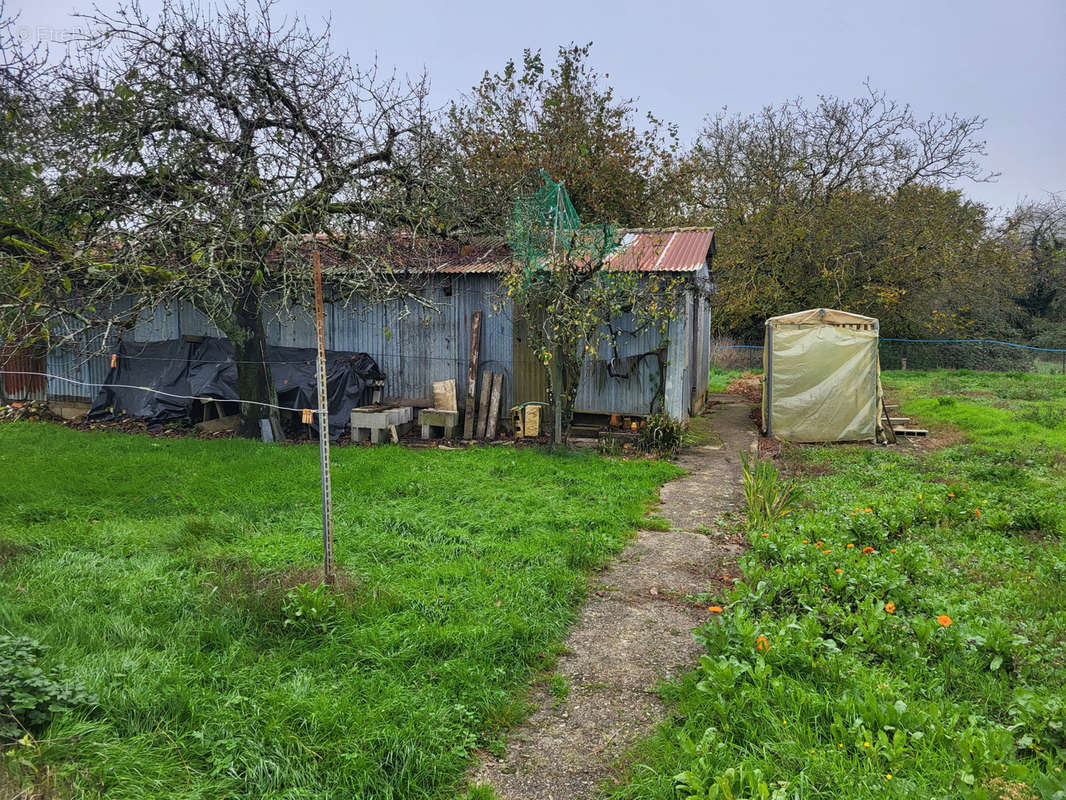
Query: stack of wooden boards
xmin=460 ymin=311 xmax=504 ymax=441
xmin=880 ymin=399 xmax=927 ymax=442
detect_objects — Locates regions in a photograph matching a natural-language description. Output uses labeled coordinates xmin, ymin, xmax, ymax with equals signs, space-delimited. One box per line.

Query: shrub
xmin=0 ymin=636 xmax=96 ymax=741
xmin=637 ymin=414 xmax=685 ymax=456
xmin=740 ymin=452 xmax=795 ymax=529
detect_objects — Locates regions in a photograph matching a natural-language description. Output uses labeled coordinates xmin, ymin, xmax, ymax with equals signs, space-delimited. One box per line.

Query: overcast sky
xmin=8 ymin=0 xmax=1065 ymax=213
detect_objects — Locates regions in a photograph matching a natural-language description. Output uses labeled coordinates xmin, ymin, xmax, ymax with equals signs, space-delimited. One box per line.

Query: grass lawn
xmin=610 ymin=370 xmax=1066 ymax=799
xmin=0 ymin=424 xmax=678 ymax=799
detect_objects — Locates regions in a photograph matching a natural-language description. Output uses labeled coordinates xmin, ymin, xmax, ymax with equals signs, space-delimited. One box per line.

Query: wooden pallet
xmin=881 ymin=398 xmax=926 ymax=438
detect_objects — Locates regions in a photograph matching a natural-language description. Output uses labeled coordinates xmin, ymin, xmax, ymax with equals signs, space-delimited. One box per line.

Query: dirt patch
xmin=985 ymin=777 xmax=1038 ymax=800
xmin=469 ymin=394 xmax=756 ymax=799
xmin=0 ymin=539 xmax=31 ymax=565
xmin=725 ymin=372 xmax=763 ymax=403
xmin=897 ymin=422 xmax=967 ymax=451
xmin=201 ymin=557 xmax=362 ymax=621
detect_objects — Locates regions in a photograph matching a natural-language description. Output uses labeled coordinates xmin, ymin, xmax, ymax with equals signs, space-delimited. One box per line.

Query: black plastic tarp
xmin=88 ymin=337 xmax=383 ymax=440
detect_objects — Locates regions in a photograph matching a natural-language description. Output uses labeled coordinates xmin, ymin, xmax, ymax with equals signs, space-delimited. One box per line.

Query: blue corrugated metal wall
xmin=44 ymin=273 xmax=706 ymax=421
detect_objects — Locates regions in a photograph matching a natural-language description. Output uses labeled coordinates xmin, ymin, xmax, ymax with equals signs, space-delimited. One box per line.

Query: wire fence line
xmin=3 ymin=336 xmax=1065 ymax=410
xmin=0 ymin=369 xmax=311 ymax=413
xmin=711 ymin=337 xmax=1066 ymax=374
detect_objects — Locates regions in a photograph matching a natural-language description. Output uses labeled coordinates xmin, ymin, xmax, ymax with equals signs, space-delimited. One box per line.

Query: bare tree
xmin=0 ymin=1 xmax=52 ymax=252
xmin=692 ymin=84 xmax=995 ymax=221
xmin=4 ymin=0 xmax=432 ymax=436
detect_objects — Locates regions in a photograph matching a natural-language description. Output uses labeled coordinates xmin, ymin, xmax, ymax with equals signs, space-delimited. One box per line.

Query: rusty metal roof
xmin=307 ymin=228 xmax=714 ymax=275
xmin=605 ymin=228 xmax=715 ymax=273
xmin=439 ymin=228 xmax=715 ymax=274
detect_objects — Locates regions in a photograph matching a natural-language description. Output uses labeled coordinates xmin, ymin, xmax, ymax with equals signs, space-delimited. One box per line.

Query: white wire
xmin=0 ymin=370 xmax=310 ymax=413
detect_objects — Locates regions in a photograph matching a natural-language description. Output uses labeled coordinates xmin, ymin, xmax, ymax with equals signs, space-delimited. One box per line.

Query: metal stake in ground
xmin=312 ymin=249 xmax=335 ymax=585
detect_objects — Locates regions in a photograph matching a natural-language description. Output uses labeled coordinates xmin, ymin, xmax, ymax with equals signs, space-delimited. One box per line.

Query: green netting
xmin=509 ymin=170 xmax=619 ymax=285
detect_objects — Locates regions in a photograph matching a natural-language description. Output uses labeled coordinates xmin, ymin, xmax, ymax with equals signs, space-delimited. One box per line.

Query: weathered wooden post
xmin=463 ymin=311 xmax=483 ymax=439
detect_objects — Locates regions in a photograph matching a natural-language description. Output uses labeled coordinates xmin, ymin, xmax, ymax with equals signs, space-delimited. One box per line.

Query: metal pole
xmin=312 ymin=250 xmax=335 ymax=585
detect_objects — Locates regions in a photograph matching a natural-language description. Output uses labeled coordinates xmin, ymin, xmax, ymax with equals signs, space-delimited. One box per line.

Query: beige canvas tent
xmin=762 ymin=309 xmax=883 ymax=442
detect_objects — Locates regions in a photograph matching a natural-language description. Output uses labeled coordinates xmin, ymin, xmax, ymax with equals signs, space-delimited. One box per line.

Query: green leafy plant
xmin=740 ymin=452 xmax=795 ymax=528
xmin=0 ymin=636 xmax=96 ymax=741
xmin=282 ymin=582 xmax=340 ymax=634
xmin=675 ymin=734 xmax=790 ymax=800
xmin=637 ymin=414 xmax=686 ymax=456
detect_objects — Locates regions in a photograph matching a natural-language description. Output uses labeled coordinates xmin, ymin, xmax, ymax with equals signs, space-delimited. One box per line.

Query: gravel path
xmin=468 ymin=394 xmax=756 ymax=799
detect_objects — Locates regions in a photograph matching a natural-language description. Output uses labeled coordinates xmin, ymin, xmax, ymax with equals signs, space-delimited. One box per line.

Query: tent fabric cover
xmin=766 ymin=308 xmax=878 ymax=327
xmin=762 ymin=308 xmax=881 ymax=443
xmin=88 ymin=338 xmax=383 ymax=440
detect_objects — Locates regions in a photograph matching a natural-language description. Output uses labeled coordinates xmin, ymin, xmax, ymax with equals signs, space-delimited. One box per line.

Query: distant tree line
xmin=2 ymin=1 xmax=1062 ymax=433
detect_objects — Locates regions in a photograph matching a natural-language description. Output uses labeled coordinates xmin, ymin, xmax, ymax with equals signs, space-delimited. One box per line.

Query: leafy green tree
xmin=505 ymin=174 xmax=684 ymax=442
xmin=443 ymin=43 xmax=684 ymax=235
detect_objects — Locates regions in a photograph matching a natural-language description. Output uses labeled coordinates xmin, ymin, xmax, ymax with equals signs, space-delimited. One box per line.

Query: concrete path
xmin=469 ymin=394 xmax=756 ymax=799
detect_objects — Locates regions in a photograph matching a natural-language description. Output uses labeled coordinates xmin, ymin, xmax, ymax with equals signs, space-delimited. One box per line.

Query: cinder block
xmin=350 ymin=406 xmax=413 ymax=429
xmin=418 ymin=408 xmax=460 ymax=440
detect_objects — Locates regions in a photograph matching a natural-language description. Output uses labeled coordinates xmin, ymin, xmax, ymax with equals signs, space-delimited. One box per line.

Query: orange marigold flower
xmin=884 ymin=602 xmax=896 ymax=614
xmin=947 ymin=492 xmax=955 ymax=498
xmin=847 ymin=543 xmax=855 ymax=549
xmin=708 ymin=606 xmax=723 ymax=613
xmin=890 ymin=548 xmax=897 ymax=553
xmin=834 ymin=568 xmax=843 ymax=573
xmin=937 ymin=615 xmax=953 ymax=627
xmin=862 ymin=546 xmax=875 ymax=554
xmin=864 ymin=508 xmax=873 ymax=513
xmin=974 ymin=508 xmax=981 ymax=517
xmin=761 ymin=533 xmax=769 ymax=537
xmin=755 ymin=635 xmax=769 ymax=651
xmin=816 ymin=541 xmax=824 ymax=547
xmin=802 ymin=539 xmax=809 ymax=544
xmin=823 ymin=548 xmax=832 ymax=554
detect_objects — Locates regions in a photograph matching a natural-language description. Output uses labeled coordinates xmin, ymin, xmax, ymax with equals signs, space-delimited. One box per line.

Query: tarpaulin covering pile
xmin=88 ymin=338 xmax=383 ymax=440
xmin=762 ymin=308 xmax=882 ymax=443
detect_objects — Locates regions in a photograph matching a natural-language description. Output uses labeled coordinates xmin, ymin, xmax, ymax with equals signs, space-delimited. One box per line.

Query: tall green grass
xmin=610 ymin=370 xmax=1066 ymax=800
xmin=0 ymin=423 xmax=677 ymax=799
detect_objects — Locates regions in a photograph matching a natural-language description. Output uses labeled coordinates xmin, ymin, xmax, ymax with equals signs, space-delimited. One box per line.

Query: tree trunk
xmin=548 ymin=348 xmax=581 ymax=446
xmin=551 ymin=351 xmax=563 ymax=445
xmin=232 ymin=281 xmax=283 ymax=440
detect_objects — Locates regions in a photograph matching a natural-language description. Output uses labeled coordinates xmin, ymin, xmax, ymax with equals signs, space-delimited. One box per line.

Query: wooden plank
xmin=476 ymin=370 xmax=492 ymax=439
xmin=880 ymin=395 xmax=897 ymax=444
xmin=463 ymin=311 xmax=483 ymax=439
xmin=432 ymin=379 xmax=457 ymax=412
xmin=887 ymin=417 xmax=911 ymax=425
xmin=485 ymin=372 xmax=503 ymax=440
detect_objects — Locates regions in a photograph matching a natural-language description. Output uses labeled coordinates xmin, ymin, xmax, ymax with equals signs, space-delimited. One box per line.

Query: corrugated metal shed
xmin=1 ymin=344 xmax=46 ymax=401
xmin=38 ymin=228 xmax=715 ymax=422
